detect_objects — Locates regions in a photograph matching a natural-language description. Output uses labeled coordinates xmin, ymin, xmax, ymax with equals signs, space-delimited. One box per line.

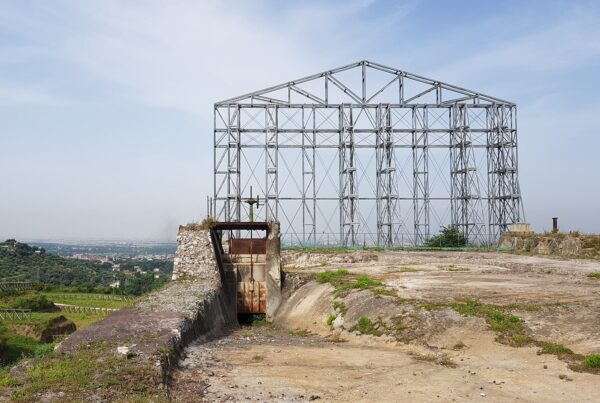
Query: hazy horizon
xmin=2 ymin=0 xmax=600 ymax=241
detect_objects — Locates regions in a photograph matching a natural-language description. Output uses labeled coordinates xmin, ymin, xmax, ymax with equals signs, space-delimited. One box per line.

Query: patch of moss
xmin=538 ymin=343 xmax=574 ymax=357
xmin=372 ymin=287 xmax=397 ymax=297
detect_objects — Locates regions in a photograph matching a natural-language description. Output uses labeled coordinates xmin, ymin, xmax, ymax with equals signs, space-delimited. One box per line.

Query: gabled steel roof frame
xmin=216 ymin=60 xmax=514 ymax=106
xmin=213 ymin=61 xmax=523 ymax=247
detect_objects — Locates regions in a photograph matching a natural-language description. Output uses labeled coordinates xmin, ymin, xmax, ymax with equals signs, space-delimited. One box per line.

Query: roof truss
xmin=215 ymin=60 xmax=514 ymax=107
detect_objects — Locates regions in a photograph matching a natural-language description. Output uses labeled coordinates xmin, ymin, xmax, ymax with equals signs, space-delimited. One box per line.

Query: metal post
xmin=413 ymin=106 xmax=430 ymax=245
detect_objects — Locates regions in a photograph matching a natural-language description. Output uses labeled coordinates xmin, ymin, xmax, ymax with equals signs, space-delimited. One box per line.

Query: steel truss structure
xmin=214 ymin=61 xmax=524 ymax=247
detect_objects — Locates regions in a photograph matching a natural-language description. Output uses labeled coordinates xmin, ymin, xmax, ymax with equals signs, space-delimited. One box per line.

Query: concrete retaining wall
xmin=265 ymin=221 xmax=283 ymax=321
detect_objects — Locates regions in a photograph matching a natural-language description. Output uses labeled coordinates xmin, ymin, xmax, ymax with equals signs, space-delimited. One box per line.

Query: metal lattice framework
xmin=213 ymin=60 xmax=524 ymax=246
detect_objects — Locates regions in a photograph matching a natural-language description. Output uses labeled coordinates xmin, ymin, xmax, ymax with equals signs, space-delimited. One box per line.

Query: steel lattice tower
xmin=213 ymin=60 xmax=524 ymax=246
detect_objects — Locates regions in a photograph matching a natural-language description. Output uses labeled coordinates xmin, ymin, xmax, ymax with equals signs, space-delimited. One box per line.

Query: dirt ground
xmin=170 ymin=251 xmax=600 ymax=402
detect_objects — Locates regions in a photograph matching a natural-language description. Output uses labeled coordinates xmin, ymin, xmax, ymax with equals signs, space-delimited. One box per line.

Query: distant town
xmin=20 ymin=240 xmax=177 ymax=289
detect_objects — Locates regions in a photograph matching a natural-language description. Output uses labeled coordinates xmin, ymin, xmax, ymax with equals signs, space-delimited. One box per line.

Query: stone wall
xmin=172 ymin=226 xmax=217 ymax=280
xmin=499 ymin=232 xmax=600 ymax=257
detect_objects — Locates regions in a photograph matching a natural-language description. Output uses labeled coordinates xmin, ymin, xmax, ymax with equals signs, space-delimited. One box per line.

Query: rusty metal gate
xmin=230 ymin=235 xmax=267 ymax=314
xmin=236 ymin=280 xmax=266 ymax=314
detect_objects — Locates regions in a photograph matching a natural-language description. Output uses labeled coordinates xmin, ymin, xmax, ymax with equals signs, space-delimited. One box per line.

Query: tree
xmin=426 ymin=226 xmax=467 ymax=247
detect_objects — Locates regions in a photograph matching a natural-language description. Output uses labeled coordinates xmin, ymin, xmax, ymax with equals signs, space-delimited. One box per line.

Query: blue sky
xmin=1 ymin=0 xmax=600 ymax=240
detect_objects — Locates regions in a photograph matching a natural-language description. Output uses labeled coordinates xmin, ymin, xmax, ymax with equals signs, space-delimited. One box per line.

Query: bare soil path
xmin=171 ymin=325 xmax=598 ymax=402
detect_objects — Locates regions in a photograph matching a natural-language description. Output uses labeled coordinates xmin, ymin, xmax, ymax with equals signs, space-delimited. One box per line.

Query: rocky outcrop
xmin=499 ymin=232 xmax=600 ymax=257
xmin=282 ymin=250 xmax=379 ymax=267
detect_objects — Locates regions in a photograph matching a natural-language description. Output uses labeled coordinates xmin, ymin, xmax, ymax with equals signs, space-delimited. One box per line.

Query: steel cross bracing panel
xmin=375 ymin=104 xmax=399 ymax=247
xmin=450 ymin=105 xmax=486 ymax=242
xmin=213 ymin=60 xmax=524 ymax=246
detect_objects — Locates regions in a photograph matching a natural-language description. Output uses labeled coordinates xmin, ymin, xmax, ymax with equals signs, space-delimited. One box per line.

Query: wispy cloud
xmin=55 ymin=0 xmax=394 ymax=116
xmin=428 ymin=7 xmax=600 ymax=97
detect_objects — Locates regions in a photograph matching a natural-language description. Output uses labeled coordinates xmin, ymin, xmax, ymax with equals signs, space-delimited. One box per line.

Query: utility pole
xmin=243 ymin=186 xmax=261 ymax=223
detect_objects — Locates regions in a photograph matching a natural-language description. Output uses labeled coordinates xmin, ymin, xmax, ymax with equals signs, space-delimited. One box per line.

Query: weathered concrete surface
xmin=170 ymin=249 xmax=600 ymax=402
xmin=265 ymin=221 xmax=283 ymax=321
xmin=279 ymin=250 xmax=600 ymax=353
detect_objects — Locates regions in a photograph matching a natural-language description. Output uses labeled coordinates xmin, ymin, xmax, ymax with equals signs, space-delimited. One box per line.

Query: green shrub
xmin=587 ymin=272 xmax=600 ymax=279
xmin=426 ymin=225 xmax=467 ymax=247
xmin=0 ymin=289 xmax=24 ymax=299
xmin=9 ymin=295 xmax=55 ymax=311
xmin=326 ymin=314 xmax=336 ymax=327
xmin=354 ymin=316 xmax=375 ymax=334
xmin=585 ymin=354 xmax=600 ymax=368
xmin=351 ymin=316 xmax=382 ymax=336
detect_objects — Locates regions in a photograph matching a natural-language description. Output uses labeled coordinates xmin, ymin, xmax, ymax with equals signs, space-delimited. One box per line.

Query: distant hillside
xmin=0 ymin=239 xmax=114 ymax=287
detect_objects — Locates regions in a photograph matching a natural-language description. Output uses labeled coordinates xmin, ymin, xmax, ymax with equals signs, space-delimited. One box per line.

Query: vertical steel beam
xmin=487 ymin=105 xmax=521 ymax=241
xmin=339 ymin=104 xmax=358 ymax=246
xmin=301 ymin=106 xmax=317 ymax=245
xmin=225 ymin=105 xmax=241 ymax=222
xmin=265 ymin=104 xmax=279 ymax=221
xmin=450 ymin=104 xmax=485 ymax=244
xmin=376 ymin=104 xmax=398 ymax=247
xmin=413 ymin=106 xmax=430 ymax=245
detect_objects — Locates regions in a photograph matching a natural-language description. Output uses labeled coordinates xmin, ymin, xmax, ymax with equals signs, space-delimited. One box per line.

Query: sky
xmin=1 ymin=0 xmax=600 ymax=241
